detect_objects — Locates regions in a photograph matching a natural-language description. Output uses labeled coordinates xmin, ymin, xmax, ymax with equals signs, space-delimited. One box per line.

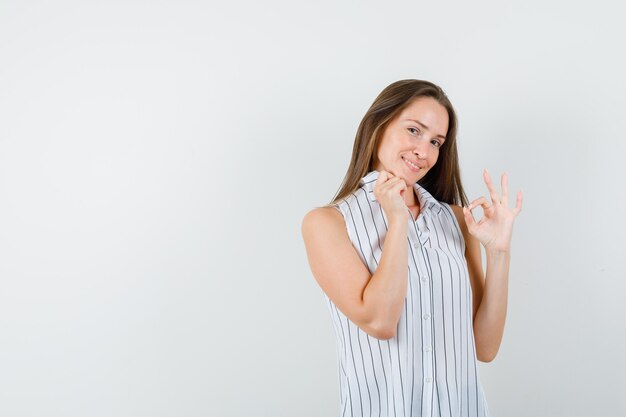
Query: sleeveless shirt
xmin=325 ymin=169 xmax=490 ymax=417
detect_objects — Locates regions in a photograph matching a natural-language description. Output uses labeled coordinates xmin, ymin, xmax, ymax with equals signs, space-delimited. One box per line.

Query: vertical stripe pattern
xmin=325 ymin=169 xmax=490 ymax=417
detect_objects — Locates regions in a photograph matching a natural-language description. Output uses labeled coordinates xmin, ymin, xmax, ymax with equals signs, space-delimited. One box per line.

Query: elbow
xmin=366 ymin=320 xmax=397 ymax=341
xmin=373 ymin=328 xmax=396 ymax=341
xmin=477 ymin=350 xmax=497 ymax=363
xmin=359 ymin=305 xmax=400 ymax=340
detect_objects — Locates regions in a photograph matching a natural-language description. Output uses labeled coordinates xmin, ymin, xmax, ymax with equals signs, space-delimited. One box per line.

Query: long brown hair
xmin=327 ymin=79 xmax=469 ymax=208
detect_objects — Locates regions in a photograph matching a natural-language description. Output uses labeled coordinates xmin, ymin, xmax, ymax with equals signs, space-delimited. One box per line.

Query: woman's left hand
xmin=462 ymin=169 xmax=523 ymax=252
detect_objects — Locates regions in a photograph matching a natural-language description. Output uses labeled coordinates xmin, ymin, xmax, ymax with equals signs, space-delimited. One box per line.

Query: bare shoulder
xmin=301 ymin=205 xmax=375 ymax=334
xmin=301 ymin=206 xmax=350 ymax=269
xmin=301 ymin=206 xmax=345 ymax=240
xmin=447 ymin=206 xmax=485 ymax=322
xmin=448 ymin=203 xmax=463 ymax=216
xmin=447 ymin=203 xmax=467 ymax=233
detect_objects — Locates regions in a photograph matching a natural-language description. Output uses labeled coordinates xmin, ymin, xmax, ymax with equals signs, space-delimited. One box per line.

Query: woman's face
xmin=373 ymin=96 xmax=449 ymax=185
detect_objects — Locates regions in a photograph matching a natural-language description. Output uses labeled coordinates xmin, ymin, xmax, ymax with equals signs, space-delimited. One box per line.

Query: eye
xmin=409 ymin=127 xmax=442 ymax=148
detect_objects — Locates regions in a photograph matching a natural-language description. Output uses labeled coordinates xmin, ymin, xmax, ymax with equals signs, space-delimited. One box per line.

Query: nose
xmin=413 ymin=138 xmax=430 ymax=159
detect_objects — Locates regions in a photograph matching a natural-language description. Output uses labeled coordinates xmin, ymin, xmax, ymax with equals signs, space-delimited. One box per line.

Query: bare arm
xmin=361 ymin=218 xmax=408 ymax=339
xmin=451 ymin=203 xmax=508 ymax=362
xmin=450 ymin=170 xmax=523 ymax=363
xmin=473 ymin=248 xmax=510 ymax=362
xmin=301 ymin=207 xmax=409 ymax=339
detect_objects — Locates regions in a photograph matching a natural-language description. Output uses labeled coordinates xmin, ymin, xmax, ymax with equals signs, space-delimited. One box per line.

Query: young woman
xmin=301 ymin=79 xmax=522 ymax=417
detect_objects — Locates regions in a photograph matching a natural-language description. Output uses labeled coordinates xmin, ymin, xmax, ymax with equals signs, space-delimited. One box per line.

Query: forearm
xmin=473 ymin=248 xmax=510 ymax=361
xmin=362 ymin=220 xmax=408 ymax=335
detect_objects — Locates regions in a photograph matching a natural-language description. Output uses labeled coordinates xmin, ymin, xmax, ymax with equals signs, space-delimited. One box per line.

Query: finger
xmin=375 ymin=171 xmax=395 ymax=190
xmin=483 ymin=169 xmax=501 ymax=206
xmin=377 ymin=171 xmax=390 ymax=183
xmin=462 ymin=205 xmax=478 ymax=231
xmin=467 ymin=196 xmax=489 ymax=211
xmin=513 ymin=190 xmax=523 ymax=215
xmin=501 ymin=172 xmax=509 ymax=207
xmin=392 ymin=177 xmax=407 ymax=190
xmin=391 ymin=180 xmax=407 ymax=199
xmin=381 ymin=177 xmax=406 ymax=194
xmin=384 ymin=177 xmax=404 ymax=187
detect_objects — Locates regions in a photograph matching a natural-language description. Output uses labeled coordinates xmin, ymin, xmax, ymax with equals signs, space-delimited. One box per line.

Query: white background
xmin=1 ymin=1 xmax=625 ymax=416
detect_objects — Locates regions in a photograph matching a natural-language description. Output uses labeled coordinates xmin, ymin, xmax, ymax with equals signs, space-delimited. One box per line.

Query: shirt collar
xmin=359 ymin=169 xmax=443 ymax=214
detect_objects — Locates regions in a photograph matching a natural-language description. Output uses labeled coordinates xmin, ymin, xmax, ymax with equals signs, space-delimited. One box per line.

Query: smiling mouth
xmin=402 ymin=156 xmax=421 ymax=172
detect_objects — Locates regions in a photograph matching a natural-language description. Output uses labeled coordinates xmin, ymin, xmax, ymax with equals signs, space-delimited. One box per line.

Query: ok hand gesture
xmin=462 ymin=169 xmax=523 ymax=252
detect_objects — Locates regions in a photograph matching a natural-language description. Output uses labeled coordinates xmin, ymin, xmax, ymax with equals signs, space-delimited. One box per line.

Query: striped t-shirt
xmin=325 ymin=169 xmax=490 ymax=417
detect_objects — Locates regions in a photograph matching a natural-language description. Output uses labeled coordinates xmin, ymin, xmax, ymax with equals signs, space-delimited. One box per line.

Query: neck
xmin=405 ymin=187 xmax=419 ymax=207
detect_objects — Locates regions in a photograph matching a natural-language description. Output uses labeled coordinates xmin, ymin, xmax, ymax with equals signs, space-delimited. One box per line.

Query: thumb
xmin=462 ymin=206 xmax=477 ymax=231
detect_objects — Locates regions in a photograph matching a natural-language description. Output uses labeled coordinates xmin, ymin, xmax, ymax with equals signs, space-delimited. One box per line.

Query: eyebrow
xmin=406 ymin=119 xmax=446 ymax=140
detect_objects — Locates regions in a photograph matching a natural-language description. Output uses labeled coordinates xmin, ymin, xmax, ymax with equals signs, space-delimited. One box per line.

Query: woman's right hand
xmin=373 ymin=170 xmax=410 ymax=224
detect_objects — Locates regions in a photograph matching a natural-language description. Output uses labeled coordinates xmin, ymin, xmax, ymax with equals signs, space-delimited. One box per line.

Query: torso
xmin=327 ymin=186 xmax=490 ymax=417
